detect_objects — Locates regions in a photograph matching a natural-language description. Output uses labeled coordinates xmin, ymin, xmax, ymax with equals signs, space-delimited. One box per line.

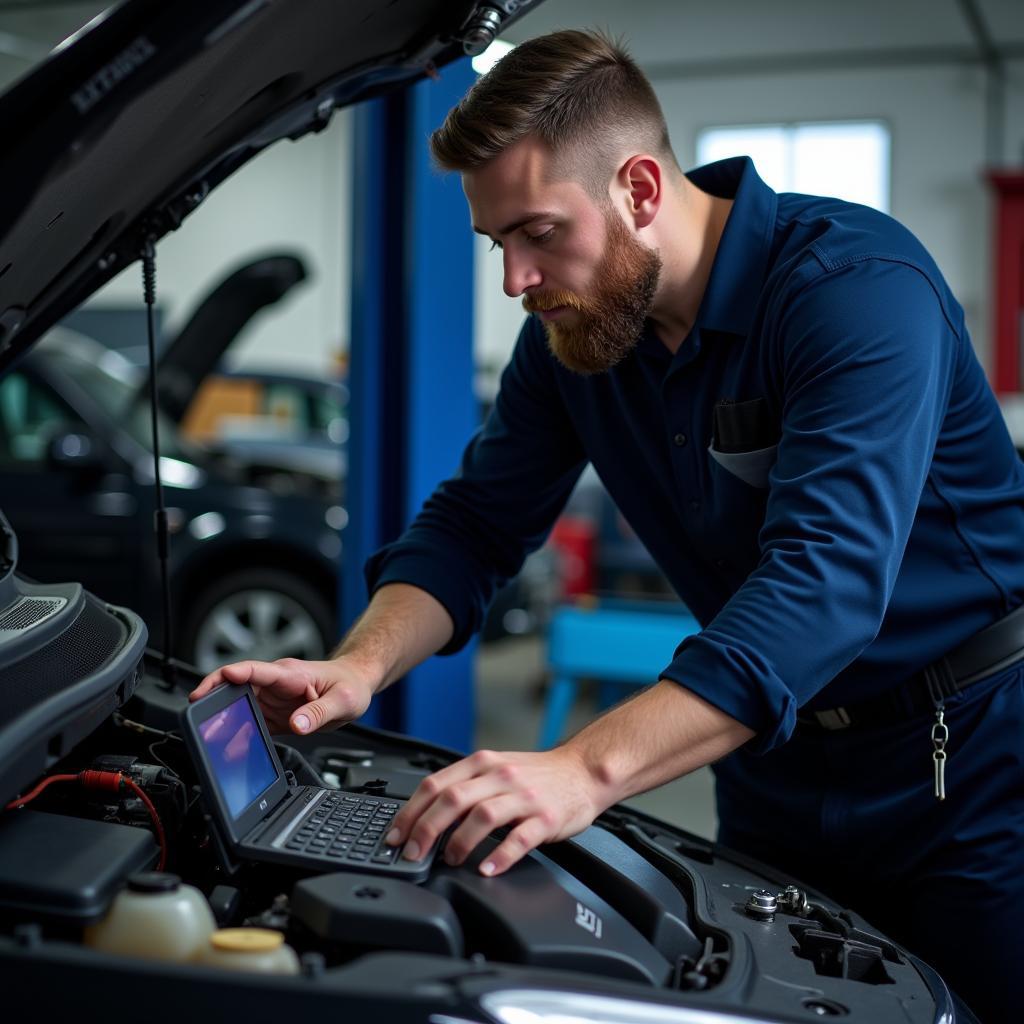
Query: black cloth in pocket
xmin=709 ymin=397 xmax=780 ymax=489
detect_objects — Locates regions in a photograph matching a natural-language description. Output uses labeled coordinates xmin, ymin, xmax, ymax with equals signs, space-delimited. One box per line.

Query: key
xmin=933 ymin=749 xmax=946 ymax=801
xmin=931 ymin=705 xmax=949 ymax=802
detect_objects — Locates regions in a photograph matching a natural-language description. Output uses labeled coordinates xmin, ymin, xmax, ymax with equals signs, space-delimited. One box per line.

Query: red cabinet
xmin=990 ymin=172 xmax=1024 ymax=394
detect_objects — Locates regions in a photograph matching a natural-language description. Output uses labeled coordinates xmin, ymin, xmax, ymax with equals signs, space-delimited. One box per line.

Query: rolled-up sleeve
xmin=365 ymin=318 xmax=587 ymax=653
xmin=659 ymin=256 xmax=960 ymax=751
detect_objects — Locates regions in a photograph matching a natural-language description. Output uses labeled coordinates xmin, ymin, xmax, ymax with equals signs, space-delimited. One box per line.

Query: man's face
xmin=464 ymin=138 xmax=662 ymax=375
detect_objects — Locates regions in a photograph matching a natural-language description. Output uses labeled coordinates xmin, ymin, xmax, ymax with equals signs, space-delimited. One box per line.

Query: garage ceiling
xmin=501 ymin=0 xmax=1024 ymax=64
xmin=0 ymin=1 xmax=1019 ymax=67
xmin=0 ymin=1 xmax=1022 ymax=76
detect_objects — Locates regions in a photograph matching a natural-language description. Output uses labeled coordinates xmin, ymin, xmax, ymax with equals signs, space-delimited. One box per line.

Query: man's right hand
xmin=189 ymin=657 xmax=378 ymax=735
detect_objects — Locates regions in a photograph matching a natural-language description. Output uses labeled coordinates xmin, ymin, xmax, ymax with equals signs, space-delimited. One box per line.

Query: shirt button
xmin=689 ymin=501 xmax=700 ymax=512
xmin=673 ymin=433 xmax=687 ymax=447
xmin=714 ymin=559 xmax=727 ymax=570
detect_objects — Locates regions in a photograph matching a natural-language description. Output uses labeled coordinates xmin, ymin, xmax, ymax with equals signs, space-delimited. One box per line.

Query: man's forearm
xmin=562 ymin=679 xmax=756 ymax=810
xmin=332 ymin=583 xmax=455 ymax=690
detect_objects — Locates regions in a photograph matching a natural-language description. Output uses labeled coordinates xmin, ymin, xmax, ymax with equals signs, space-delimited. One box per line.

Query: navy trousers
xmin=714 ymin=662 xmax=1024 ymax=1024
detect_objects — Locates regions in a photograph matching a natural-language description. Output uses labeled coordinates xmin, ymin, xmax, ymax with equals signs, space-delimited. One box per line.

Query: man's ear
xmin=617 ymin=155 xmax=662 ymax=230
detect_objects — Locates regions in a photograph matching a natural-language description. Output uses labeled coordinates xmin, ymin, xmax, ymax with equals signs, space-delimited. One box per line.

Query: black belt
xmin=797 ymin=603 xmax=1024 ymax=732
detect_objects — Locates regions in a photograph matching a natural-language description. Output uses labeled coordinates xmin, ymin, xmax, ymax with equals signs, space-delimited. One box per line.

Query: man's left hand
xmin=384 ymin=746 xmax=606 ymax=876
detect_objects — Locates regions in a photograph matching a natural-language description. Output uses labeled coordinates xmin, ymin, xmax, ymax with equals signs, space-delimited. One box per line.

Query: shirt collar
xmin=685 ymin=156 xmax=778 ymax=339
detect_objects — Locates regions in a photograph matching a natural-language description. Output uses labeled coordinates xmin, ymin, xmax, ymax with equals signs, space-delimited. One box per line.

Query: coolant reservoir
xmin=196 ymin=928 xmax=300 ymax=974
xmin=84 ymin=872 xmax=216 ymax=962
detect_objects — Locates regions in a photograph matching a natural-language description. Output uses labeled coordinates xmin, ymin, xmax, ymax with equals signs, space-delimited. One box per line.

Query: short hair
xmin=429 ymin=29 xmax=678 ymax=196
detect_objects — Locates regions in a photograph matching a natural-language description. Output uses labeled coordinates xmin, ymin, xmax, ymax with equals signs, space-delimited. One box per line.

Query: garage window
xmin=696 ymin=121 xmax=891 ymax=213
xmin=472 ymin=39 xmax=515 ymax=76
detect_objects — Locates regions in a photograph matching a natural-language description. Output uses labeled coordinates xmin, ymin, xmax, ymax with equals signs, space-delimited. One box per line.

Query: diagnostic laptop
xmin=181 ymin=683 xmax=435 ymax=881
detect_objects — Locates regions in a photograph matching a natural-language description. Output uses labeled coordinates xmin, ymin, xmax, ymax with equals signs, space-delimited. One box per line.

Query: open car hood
xmin=152 ymin=251 xmax=308 ymax=423
xmin=0 ymin=0 xmax=540 ymax=373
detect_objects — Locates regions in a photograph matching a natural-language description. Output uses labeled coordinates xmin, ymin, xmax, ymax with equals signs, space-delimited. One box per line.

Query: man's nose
xmin=502 ymin=248 xmax=542 ymax=298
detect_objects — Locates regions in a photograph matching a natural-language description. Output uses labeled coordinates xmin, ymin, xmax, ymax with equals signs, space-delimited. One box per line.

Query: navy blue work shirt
xmin=366 ymin=156 xmax=1024 ymax=753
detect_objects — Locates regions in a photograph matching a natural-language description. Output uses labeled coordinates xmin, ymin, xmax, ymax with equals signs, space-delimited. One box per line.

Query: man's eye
xmin=489 ymin=239 xmax=503 ymax=252
xmin=527 ymin=227 xmax=555 ymax=245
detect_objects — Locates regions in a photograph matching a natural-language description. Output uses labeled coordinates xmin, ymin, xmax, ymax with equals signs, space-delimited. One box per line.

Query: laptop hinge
xmin=247 ymin=787 xmax=321 ymax=845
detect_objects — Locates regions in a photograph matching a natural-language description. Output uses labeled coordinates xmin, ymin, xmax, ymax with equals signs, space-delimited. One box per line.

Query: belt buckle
xmin=814 ymin=707 xmax=852 ymax=731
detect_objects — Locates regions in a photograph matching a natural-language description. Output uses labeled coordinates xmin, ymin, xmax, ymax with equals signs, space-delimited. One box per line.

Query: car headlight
xmin=479 ymin=990 xmax=772 ymax=1024
xmin=188 ymin=512 xmax=226 ymax=541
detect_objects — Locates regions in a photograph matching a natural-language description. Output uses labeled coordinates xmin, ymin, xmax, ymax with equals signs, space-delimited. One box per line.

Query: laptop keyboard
xmin=284 ymin=792 xmax=403 ymax=866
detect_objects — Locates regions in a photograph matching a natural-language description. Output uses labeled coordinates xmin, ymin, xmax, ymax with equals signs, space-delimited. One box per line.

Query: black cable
xmin=113 ymin=712 xmax=182 ymax=740
xmin=141 ymin=238 xmax=176 ymax=690
xmin=147 ymin=736 xmax=182 ymax=774
xmin=273 ymin=741 xmax=330 ymax=789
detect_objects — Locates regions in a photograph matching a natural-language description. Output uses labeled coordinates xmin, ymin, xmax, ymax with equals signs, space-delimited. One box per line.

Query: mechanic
xmin=193 ymin=30 xmax=1023 ymax=1020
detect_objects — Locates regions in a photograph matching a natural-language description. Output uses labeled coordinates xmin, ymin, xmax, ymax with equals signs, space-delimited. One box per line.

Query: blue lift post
xmin=343 ymin=60 xmax=478 ymax=752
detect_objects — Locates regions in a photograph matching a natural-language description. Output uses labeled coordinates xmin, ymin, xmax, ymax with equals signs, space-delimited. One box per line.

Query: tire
xmin=179 ymin=567 xmax=336 ymax=674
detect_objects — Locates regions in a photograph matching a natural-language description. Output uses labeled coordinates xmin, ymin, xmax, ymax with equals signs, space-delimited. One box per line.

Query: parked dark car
xmin=146 ymin=249 xmax=347 ymax=496
xmin=180 ymin=360 xmax=548 ymax=643
xmin=0 ymin=2 xmax=971 ymax=1021
xmin=0 ymin=328 xmax=341 ymax=673
xmin=182 ymin=367 xmax=350 ymax=485
xmin=13 ymin=323 xmax=540 ymax=651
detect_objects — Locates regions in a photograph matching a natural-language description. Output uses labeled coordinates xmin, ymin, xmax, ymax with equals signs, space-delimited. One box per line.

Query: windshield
xmin=41 ymin=342 xmax=192 ymax=461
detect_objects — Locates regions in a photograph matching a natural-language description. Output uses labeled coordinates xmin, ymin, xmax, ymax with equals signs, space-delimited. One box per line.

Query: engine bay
xmin=0 ymin=664 xmax=948 ymax=1023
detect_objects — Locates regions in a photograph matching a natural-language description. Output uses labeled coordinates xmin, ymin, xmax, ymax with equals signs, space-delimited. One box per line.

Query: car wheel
xmin=180 ymin=568 xmax=335 ymax=674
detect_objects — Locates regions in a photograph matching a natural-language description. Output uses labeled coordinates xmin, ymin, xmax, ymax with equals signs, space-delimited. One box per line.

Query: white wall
xmin=89 ymin=112 xmax=352 ymax=376
xmin=660 ymin=64 xmax=992 ymax=359
xmin=1008 ymin=59 xmax=1024 ymax=165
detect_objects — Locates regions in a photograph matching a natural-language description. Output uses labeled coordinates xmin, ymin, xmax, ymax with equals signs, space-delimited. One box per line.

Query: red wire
xmin=4 ymin=773 xmax=78 ymax=809
xmin=4 ymin=770 xmax=167 ymax=871
xmin=119 ymin=775 xmax=168 ymax=871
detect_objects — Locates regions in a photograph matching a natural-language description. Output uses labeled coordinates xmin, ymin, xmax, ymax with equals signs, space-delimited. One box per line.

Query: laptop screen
xmin=196 ymin=690 xmax=279 ymax=818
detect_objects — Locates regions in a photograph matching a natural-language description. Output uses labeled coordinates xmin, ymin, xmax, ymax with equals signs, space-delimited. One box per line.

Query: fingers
xmin=290 ymin=696 xmax=335 ymax=735
xmin=385 ymin=750 xmax=576 ymax=876
xmin=444 ymin=788 xmax=559 ymax=874
xmin=189 ymin=660 xmax=279 ymax=701
xmin=189 ymin=667 xmax=227 ymax=701
xmin=479 ymin=818 xmax=551 ymax=877
xmin=246 ymin=678 xmax=334 ymax=736
xmin=190 ymin=659 xmax=372 ymax=733
xmin=395 ymin=769 xmax=508 ymax=863
xmin=290 ymin=674 xmax=373 ymax=734
xmin=386 ymin=750 xmax=498 ymax=849
xmin=443 ymin=792 xmax=532 ymax=867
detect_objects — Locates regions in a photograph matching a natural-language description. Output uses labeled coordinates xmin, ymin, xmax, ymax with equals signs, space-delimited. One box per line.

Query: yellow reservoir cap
xmin=210 ymin=928 xmax=284 ymax=953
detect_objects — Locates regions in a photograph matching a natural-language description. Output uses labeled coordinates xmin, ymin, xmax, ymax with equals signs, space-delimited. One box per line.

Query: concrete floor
xmin=474 ymin=634 xmax=718 ymax=841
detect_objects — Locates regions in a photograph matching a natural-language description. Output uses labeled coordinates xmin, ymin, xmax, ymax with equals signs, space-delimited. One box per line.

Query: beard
xmin=522 ymin=210 xmax=662 ymax=375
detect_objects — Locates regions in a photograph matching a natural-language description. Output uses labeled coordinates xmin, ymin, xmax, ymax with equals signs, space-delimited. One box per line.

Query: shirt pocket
xmin=708 ymin=443 xmax=778 ymax=490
